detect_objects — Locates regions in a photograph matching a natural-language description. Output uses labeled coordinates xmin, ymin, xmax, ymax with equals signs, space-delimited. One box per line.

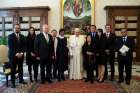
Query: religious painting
xmin=61 ymin=0 xmax=95 ymax=34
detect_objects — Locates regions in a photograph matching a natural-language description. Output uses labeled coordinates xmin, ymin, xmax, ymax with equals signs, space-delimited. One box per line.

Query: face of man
xmin=90 ymin=26 xmax=96 ymax=32
xmin=14 ymin=25 xmax=20 ymax=33
xmin=51 ymin=31 xmax=57 ymax=37
xmin=74 ymin=28 xmax=80 ymax=36
xmin=42 ymin=24 xmax=49 ymax=34
xmin=105 ymin=25 xmax=111 ymax=33
xmin=121 ymin=30 xmax=128 ymax=37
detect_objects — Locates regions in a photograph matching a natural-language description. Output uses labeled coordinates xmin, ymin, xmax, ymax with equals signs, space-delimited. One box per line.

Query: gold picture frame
xmin=60 ymin=0 xmax=95 ymax=35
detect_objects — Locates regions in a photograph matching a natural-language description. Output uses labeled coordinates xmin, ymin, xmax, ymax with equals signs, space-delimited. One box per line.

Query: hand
xmin=15 ymin=53 xmax=20 ymax=57
xmin=52 ymin=56 xmax=55 ymax=59
xmin=105 ymin=49 xmax=110 ymax=55
xmin=31 ymin=52 xmax=35 ymax=57
xmin=96 ymin=53 xmax=100 ymax=56
xmin=86 ymin=51 xmax=93 ymax=55
xmin=36 ymin=57 xmax=40 ymax=60
xmin=17 ymin=53 xmax=23 ymax=58
xmin=121 ymin=52 xmax=126 ymax=56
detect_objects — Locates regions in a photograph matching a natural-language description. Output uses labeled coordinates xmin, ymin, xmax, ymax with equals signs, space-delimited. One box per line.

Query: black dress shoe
xmin=58 ymin=79 xmax=61 ymax=82
xmin=117 ymin=80 xmax=123 ymax=83
xmin=35 ymin=79 xmax=38 ymax=82
xmin=62 ymin=77 xmax=65 ymax=81
xmin=90 ymin=80 xmax=94 ymax=84
xmin=85 ymin=79 xmax=90 ymax=82
xmin=110 ymin=78 xmax=114 ymax=81
xmin=98 ymin=79 xmax=104 ymax=83
xmin=41 ymin=81 xmax=45 ymax=84
xmin=126 ymin=81 xmax=130 ymax=85
xmin=11 ymin=84 xmax=16 ymax=88
xmin=47 ymin=80 xmax=53 ymax=83
xmin=19 ymin=81 xmax=27 ymax=84
xmin=30 ymin=79 xmax=33 ymax=83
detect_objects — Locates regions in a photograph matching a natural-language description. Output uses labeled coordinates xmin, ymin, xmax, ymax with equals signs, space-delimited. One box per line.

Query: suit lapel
xmin=41 ymin=33 xmax=50 ymax=45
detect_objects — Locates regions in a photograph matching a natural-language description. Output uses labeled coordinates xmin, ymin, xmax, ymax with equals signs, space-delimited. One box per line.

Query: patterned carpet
xmin=35 ymin=80 xmax=119 ymax=93
xmin=1 ymin=76 xmax=140 ymax=93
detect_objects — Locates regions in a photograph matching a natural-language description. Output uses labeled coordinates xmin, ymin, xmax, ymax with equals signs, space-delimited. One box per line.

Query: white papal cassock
xmin=69 ymin=35 xmax=85 ymax=80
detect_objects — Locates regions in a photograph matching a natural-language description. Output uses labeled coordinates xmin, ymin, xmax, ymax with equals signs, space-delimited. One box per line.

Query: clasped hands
xmin=15 ymin=52 xmax=23 ymax=58
xmin=105 ymin=49 xmax=110 ymax=55
xmin=86 ymin=51 xmax=94 ymax=55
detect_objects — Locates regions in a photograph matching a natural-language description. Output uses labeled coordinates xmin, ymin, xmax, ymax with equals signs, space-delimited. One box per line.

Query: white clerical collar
xmin=59 ymin=35 xmax=64 ymax=39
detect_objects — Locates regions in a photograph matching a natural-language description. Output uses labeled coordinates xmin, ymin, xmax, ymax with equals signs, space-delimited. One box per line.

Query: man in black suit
xmin=51 ymin=29 xmax=58 ymax=80
xmin=116 ymin=29 xmax=135 ymax=85
xmin=8 ymin=24 xmax=27 ymax=88
xmin=88 ymin=25 xmax=99 ymax=77
xmin=103 ymin=24 xmax=116 ymax=81
xmin=34 ymin=24 xmax=54 ymax=84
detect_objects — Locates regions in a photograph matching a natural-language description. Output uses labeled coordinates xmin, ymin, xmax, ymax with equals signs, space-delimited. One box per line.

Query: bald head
xmin=74 ymin=28 xmax=80 ymax=36
xmin=42 ymin=24 xmax=49 ymax=34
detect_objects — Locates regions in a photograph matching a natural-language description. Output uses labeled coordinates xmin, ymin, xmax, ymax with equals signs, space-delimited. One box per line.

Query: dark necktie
xmin=16 ymin=34 xmax=20 ymax=41
xmin=53 ymin=37 xmax=55 ymax=46
xmin=123 ymin=37 xmax=126 ymax=43
xmin=106 ymin=33 xmax=109 ymax=39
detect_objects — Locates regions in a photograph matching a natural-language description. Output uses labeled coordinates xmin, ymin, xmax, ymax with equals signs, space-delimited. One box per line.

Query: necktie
xmin=53 ymin=37 xmax=55 ymax=47
xmin=53 ymin=37 xmax=56 ymax=56
xmin=16 ymin=33 xmax=20 ymax=41
xmin=123 ymin=37 xmax=125 ymax=43
xmin=106 ymin=33 xmax=109 ymax=39
xmin=93 ymin=32 xmax=96 ymax=37
xmin=45 ymin=34 xmax=49 ymax=43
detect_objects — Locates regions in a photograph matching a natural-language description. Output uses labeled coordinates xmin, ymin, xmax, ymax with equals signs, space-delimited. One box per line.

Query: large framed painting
xmin=61 ymin=0 xmax=95 ymax=34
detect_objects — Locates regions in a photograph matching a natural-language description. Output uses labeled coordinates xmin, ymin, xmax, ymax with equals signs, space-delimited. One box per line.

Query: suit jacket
xmin=103 ymin=32 xmax=116 ymax=52
xmin=34 ymin=33 xmax=54 ymax=60
xmin=8 ymin=33 xmax=25 ymax=61
xmin=87 ymin=32 xmax=99 ymax=53
xmin=116 ymin=36 xmax=135 ymax=58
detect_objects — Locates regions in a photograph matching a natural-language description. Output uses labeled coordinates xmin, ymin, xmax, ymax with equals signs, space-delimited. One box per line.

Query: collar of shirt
xmin=106 ymin=32 xmax=110 ymax=35
xmin=43 ymin=32 xmax=49 ymax=42
xmin=15 ymin=33 xmax=20 ymax=38
xmin=123 ymin=36 xmax=127 ymax=40
xmin=92 ymin=32 xmax=96 ymax=36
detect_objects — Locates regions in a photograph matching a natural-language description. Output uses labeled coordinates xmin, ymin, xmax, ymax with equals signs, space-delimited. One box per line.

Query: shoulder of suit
xmin=111 ymin=32 xmax=116 ymax=35
xmin=48 ymin=34 xmax=52 ymax=37
xmin=8 ymin=33 xmax=15 ymax=37
xmin=37 ymin=33 xmax=43 ymax=37
xmin=19 ymin=33 xmax=25 ymax=37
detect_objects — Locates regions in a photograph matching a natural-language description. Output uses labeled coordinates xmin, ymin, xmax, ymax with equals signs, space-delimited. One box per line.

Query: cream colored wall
xmin=0 ymin=0 xmax=61 ymax=31
xmin=95 ymin=0 xmax=140 ymax=30
xmin=0 ymin=0 xmax=140 ymax=31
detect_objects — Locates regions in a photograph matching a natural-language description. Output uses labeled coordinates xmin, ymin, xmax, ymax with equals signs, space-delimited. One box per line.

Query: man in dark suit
xmin=34 ymin=24 xmax=54 ymax=84
xmin=116 ymin=29 xmax=135 ymax=85
xmin=88 ymin=25 xmax=99 ymax=77
xmin=103 ymin=24 xmax=116 ymax=81
xmin=51 ymin=29 xmax=58 ymax=80
xmin=8 ymin=24 xmax=27 ymax=88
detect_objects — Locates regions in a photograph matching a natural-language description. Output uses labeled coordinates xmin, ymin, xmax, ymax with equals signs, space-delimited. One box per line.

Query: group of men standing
xmin=8 ymin=23 xmax=135 ymax=88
